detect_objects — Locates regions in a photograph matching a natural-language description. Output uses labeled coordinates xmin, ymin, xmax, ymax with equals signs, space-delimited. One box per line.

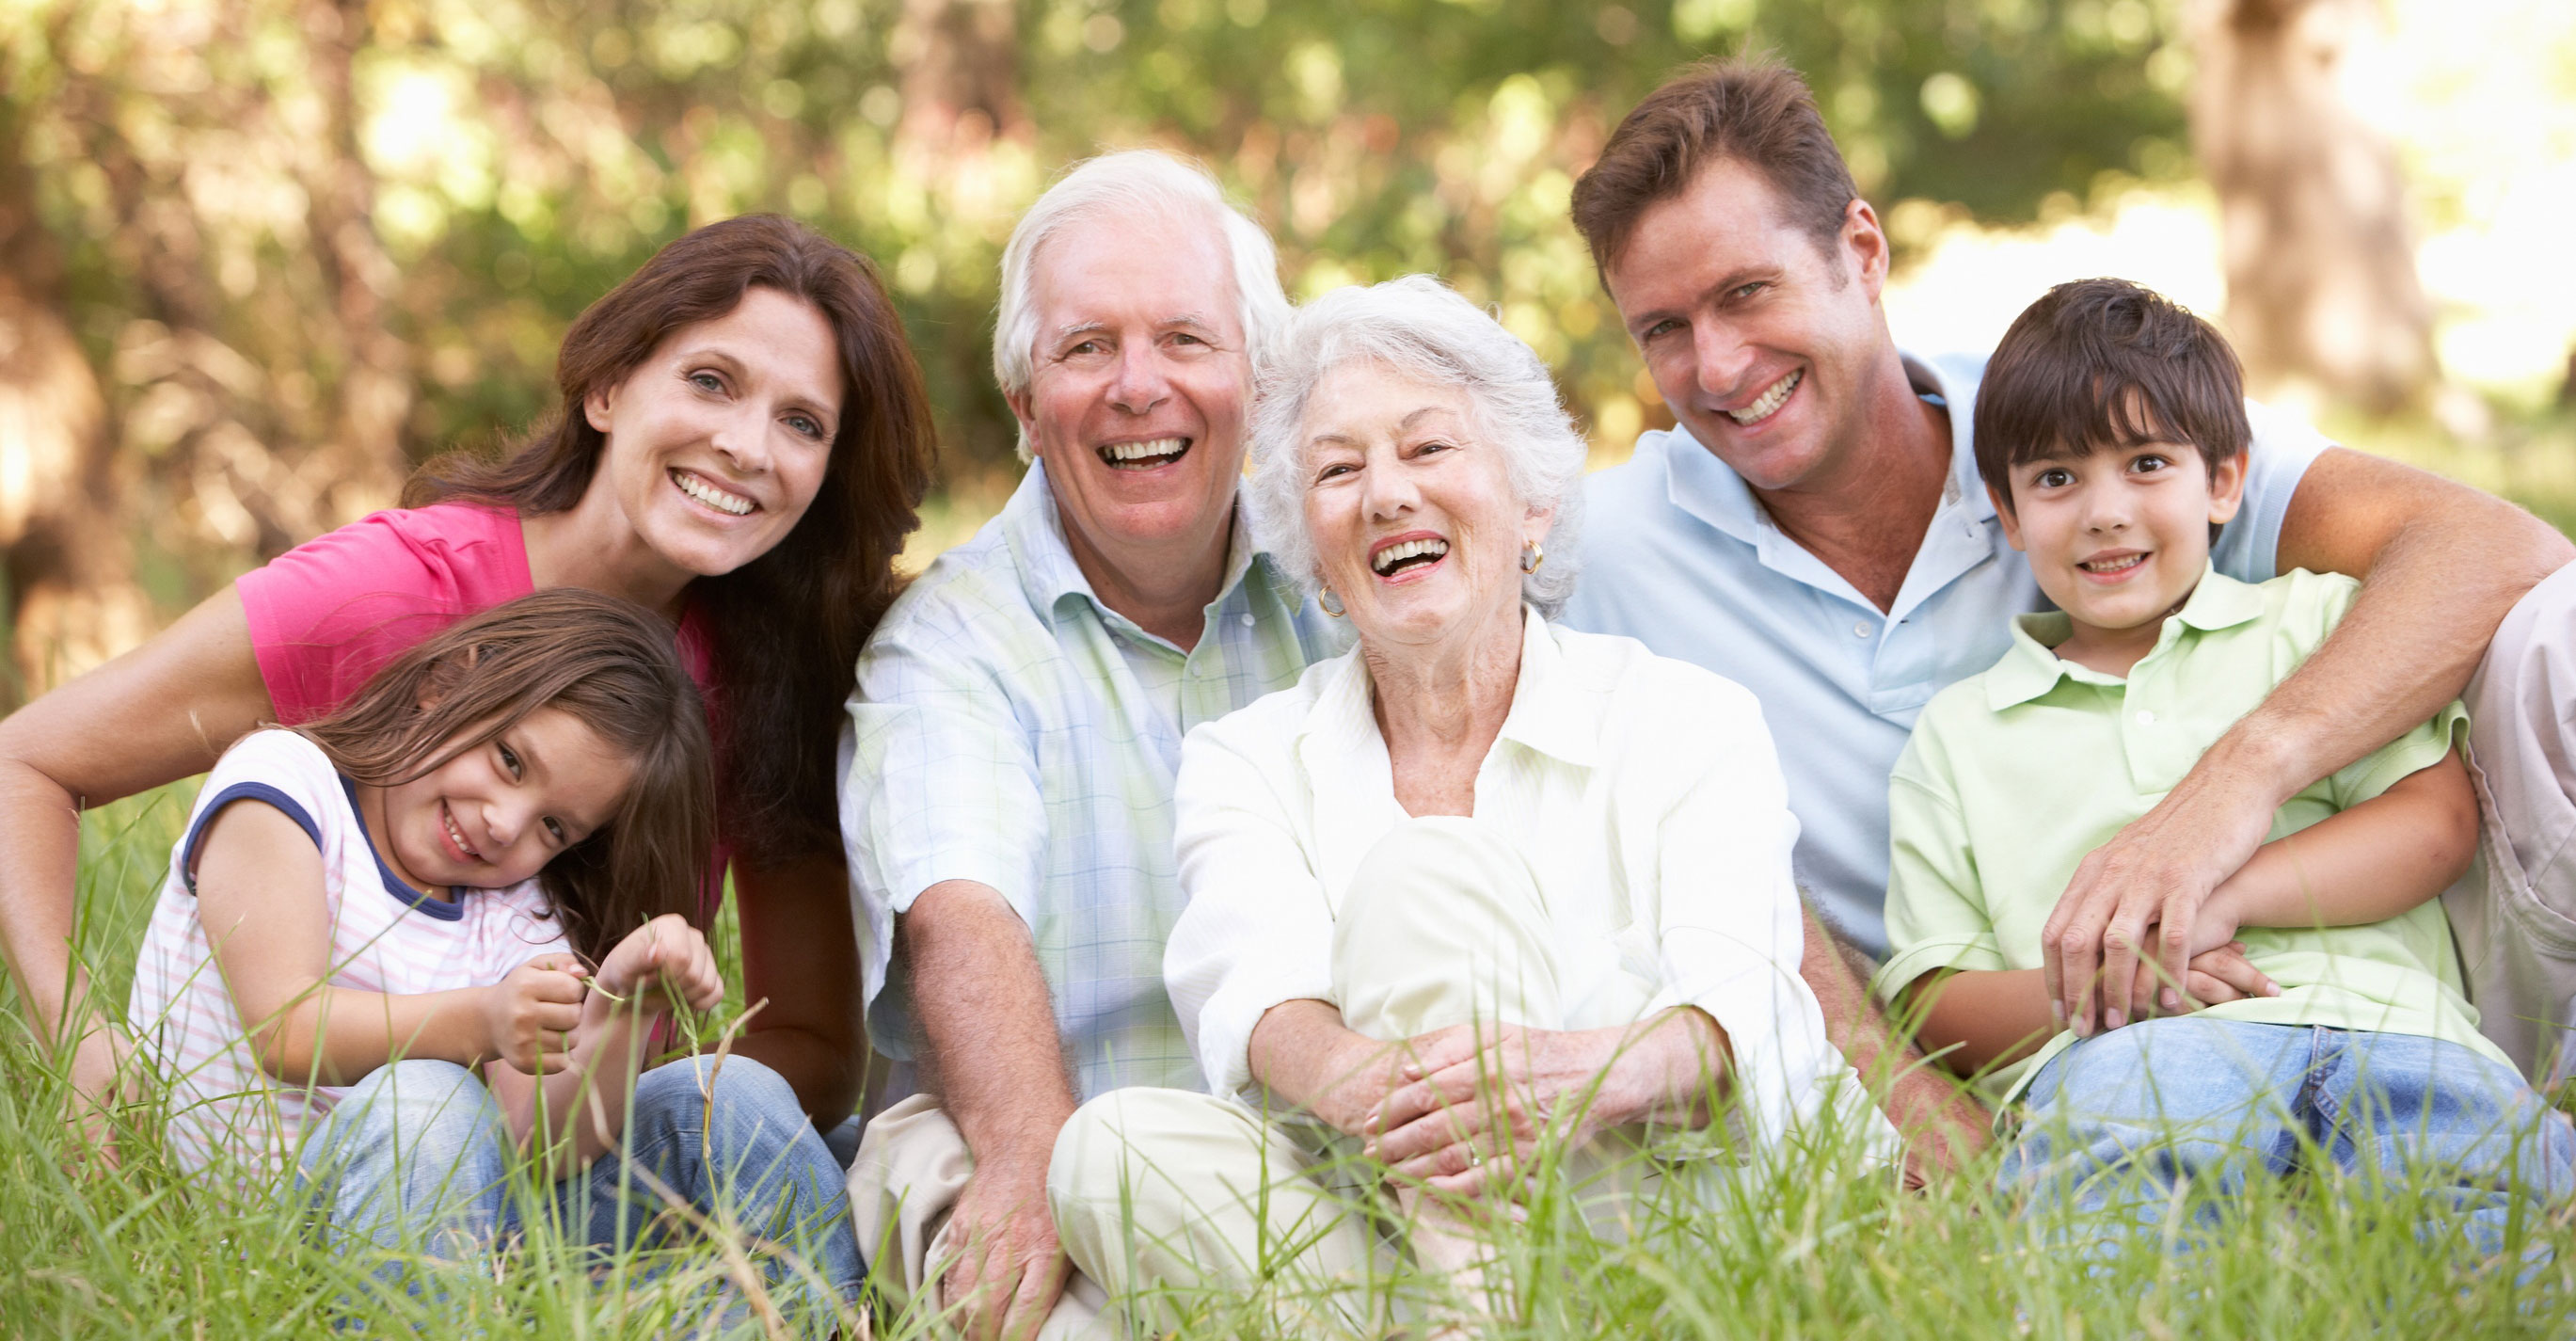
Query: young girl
xmin=125 ymin=589 xmax=860 ymax=1308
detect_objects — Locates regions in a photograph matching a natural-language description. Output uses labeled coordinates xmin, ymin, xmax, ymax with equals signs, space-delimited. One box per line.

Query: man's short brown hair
xmin=1571 ymin=57 xmax=1859 ymax=280
xmin=1972 ymin=277 xmax=2250 ymax=510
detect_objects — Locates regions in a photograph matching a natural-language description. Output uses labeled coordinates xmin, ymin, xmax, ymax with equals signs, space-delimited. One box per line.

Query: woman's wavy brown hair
xmin=406 ymin=215 xmax=936 ymax=865
xmin=294 ymin=589 xmax=715 ymax=966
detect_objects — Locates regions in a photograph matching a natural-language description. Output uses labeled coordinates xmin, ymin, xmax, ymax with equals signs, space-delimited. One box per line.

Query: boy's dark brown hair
xmin=1973 ymin=277 xmax=2251 ymax=511
xmin=1571 ymin=56 xmax=1858 ymax=281
xmin=294 ymin=589 xmax=715 ymax=966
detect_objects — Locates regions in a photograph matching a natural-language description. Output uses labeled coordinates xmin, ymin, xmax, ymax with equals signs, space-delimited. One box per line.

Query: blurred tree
xmin=5 ymin=0 xmax=2356 ymax=692
xmin=0 ymin=59 xmax=147 ymax=695
xmin=2189 ymin=0 xmax=2437 ymax=413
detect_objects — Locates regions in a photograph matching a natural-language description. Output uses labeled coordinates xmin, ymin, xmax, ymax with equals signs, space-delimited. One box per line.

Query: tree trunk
xmin=294 ymin=0 xmax=410 ymax=523
xmin=890 ymin=0 xmax=1024 ymax=164
xmin=2188 ymin=0 xmax=2437 ymax=415
xmin=0 ymin=97 xmax=150 ymax=701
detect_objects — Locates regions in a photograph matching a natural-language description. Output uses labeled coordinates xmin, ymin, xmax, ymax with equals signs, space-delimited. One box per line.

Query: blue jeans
xmin=296 ymin=1056 xmax=862 ymax=1326
xmin=2001 ymin=1018 xmax=2576 ymax=1261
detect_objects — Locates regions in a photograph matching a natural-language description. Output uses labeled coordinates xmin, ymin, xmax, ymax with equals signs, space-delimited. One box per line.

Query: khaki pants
xmin=846 ymin=1095 xmax=1114 ymax=1341
xmin=1049 ymin=818 xmax=1705 ymax=1331
xmin=2455 ymin=559 xmax=2576 ymax=1085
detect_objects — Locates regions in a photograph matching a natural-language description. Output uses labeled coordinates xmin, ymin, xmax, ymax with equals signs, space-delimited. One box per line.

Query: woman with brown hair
xmin=0 ymin=214 xmax=934 ymax=1157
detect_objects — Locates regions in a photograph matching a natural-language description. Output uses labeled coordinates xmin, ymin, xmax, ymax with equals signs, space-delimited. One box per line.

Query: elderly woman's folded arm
xmin=1643 ymin=673 xmax=1845 ymax=1145
xmin=1166 ymin=725 xmax=1347 ymax=1106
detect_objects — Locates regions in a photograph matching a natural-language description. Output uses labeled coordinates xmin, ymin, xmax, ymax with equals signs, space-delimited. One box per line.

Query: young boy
xmin=1873 ymin=278 xmax=2572 ymax=1249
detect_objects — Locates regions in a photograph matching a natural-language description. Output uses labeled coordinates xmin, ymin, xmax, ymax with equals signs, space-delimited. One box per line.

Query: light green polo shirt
xmin=1871 ymin=566 xmax=2500 ymax=1109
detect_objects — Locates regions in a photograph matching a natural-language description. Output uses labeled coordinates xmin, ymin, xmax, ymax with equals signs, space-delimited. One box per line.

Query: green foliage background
xmin=7 ymin=0 xmax=2198 ymax=601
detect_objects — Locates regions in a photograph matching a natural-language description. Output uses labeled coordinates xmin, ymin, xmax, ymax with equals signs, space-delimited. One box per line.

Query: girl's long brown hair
xmin=405 ymin=215 xmax=936 ymax=867
xmin=295 ymin=589 xmax=716 ymax=966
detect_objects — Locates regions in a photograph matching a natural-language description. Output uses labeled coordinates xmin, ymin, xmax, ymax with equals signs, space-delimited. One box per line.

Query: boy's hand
xmin=595 ymin=914 xmax=723 ymax=1015
xmin=481 ymin=954 xmax=589 ymax=1073
xmin=2110 ymin=939 xmax=2280 ymax=1023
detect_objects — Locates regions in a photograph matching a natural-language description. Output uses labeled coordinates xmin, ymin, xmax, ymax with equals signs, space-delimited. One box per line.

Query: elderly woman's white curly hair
xmin=1247 ymin=275 xmax=1588 ymax=618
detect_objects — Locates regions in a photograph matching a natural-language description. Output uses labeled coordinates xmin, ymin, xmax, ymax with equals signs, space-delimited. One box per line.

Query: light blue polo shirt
xmin=1558 ymin=351 xmax=2329 ymax=958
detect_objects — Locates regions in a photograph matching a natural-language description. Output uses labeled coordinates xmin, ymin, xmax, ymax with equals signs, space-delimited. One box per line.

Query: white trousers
xmin=1049 ymin=817 xmax=1703 ymax=1331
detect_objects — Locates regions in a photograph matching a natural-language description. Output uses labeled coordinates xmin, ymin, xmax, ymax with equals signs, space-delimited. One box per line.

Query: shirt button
xmin=1239 ymin=613 xmax=1254 ymax=628
xmin=1852 ymin=620 xmax=1873 ymax=638
xmin=2137 ymin=709 xmax=2156 ymax=726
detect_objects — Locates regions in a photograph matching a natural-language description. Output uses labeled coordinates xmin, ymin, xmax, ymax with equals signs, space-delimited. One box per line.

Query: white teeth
xmin=442 ymin=807 xmax=479 ymax=860
xmin=1371 ymin=537 xmax=1450 ymax=575
xmin=1725 ymin=370 xmax=1802 ymax=425
xmin=673 ymin=470 xmax=755 ymax=516
xmin=2081 ymin=553 xmax=2147 ymax=573
xmin=1100 ymin=438 xmax=1187 ymax=464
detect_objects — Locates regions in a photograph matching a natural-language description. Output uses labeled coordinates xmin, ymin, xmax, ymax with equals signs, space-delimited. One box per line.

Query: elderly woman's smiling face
xmin=1301 ymin=359 xmax=1550 ymax=648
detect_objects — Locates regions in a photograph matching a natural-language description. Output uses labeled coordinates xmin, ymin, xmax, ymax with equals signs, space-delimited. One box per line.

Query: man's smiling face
xmin=1010 ymin=207 xmax=1251 ymax=567
xmin=1605 ymin=155 xmax=1890 ymax=495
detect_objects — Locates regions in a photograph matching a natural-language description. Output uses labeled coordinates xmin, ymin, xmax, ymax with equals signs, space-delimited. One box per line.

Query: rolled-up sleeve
xmin=1646 ymin=679 xmax=1833 ymax=1150
xmin=1166 ymin=720 xmax=1335 ymax=1100
xmin=840 ymin=605 xmax=1048 ymax=1009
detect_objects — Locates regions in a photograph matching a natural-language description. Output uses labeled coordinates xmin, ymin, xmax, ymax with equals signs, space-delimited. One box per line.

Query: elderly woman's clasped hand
xmin=1359 ymin=1014 xmax=1730 ymax=1198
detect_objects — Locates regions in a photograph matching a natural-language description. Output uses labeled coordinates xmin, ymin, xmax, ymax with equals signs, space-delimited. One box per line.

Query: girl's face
xmin=578 ymin=286 xmax=845 ymax=598
xmin=373 ymin=707 xmax=636 ymax=894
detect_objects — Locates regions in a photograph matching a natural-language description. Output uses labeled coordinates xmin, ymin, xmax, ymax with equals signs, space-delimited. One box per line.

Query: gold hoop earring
xmin=1318 ymin=588 xmax=1345 ymax=617
xmin=1519 ymin=541 xmax=1545 ymax=575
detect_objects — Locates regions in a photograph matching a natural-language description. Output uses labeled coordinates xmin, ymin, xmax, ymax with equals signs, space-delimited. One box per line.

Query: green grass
xmin=12 ymin=775 xmax=2576 ymax=1338
xmin=10 ymin=414 xmax=2576 ymax=1338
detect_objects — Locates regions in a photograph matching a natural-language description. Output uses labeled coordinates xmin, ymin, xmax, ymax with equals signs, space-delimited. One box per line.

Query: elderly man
xmin=1560 ymin=56 xmax=2576 ymax=1147
xmin=839 ymin=151 xmax=1340 ymax=1340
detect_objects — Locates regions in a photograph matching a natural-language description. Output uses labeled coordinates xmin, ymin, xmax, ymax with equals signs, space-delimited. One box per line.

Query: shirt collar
xmin=1296 ymin=607 xmax=1597 ymax=778
xmin=1002 ymin=460 xmax=1271 ymax=642
xmin=1984 ymin=564 xmax=2266 ymax=710
xmin=1655 ymin=349 xmax=1990 ymax=540
xmin=1913 ymin=352 xmax=1997 ymax=525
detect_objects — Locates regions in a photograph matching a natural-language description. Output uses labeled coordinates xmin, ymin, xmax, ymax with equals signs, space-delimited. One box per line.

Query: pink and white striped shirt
xmin=127 ymin=729 xmax=570 ymax=1173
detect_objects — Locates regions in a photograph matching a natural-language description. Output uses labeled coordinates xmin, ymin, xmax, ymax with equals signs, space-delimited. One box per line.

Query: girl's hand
xmin=596 ymin=914 xmax=724 ymax=1014
xmin=482 ymin=954 xmax=589 ymax=1073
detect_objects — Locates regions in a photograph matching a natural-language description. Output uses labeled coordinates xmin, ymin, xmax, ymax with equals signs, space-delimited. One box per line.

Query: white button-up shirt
xmin=1166 ymin=612 xmax=1871 ymax=1151
xmin=1561 ymin=351 xmax=2327 ymax=957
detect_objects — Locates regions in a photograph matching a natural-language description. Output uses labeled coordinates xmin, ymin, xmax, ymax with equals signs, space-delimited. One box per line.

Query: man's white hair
xmin=1248 ymin=274 xmax=1588 ymax=618
xmin=993 ymin=149 xmax=1291 ymax=463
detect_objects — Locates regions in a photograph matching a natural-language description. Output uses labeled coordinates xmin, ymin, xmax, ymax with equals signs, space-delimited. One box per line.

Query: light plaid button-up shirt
xmin=842 ymin=462 xmax=1345 ymax=1107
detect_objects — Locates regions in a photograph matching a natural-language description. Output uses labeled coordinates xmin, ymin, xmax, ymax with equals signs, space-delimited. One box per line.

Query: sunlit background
xmin=3 ymin=0 xmax=2573 ymax=699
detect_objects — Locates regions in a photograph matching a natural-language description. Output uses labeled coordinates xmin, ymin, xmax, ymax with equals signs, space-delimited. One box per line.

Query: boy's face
xmin=1990 ymin=439 xmax=2248 ymax=638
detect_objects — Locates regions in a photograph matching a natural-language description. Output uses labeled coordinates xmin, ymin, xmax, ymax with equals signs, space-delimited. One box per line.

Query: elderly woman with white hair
xmin=1044 ymin=276 xmax=1897 ymax=1329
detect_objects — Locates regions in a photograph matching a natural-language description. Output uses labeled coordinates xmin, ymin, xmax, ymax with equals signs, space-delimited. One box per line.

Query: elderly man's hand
xmin=938 ymin=1158 xmax=1070 ymax=1341
xmin=2040 ymin=769 xmax=2278 ymax=1039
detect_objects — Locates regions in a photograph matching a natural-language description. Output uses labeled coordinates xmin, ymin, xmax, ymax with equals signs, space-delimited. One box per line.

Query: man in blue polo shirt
xmin=1559 ymin=58 xmax=2576 ymax=1165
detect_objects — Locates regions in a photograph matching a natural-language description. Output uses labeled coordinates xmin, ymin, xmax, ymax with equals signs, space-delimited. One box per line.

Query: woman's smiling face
xmin=580 ymin=286 xmax=845 ymax=594
xmin=1299 ymin=359 xmax=1549 ymax=651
